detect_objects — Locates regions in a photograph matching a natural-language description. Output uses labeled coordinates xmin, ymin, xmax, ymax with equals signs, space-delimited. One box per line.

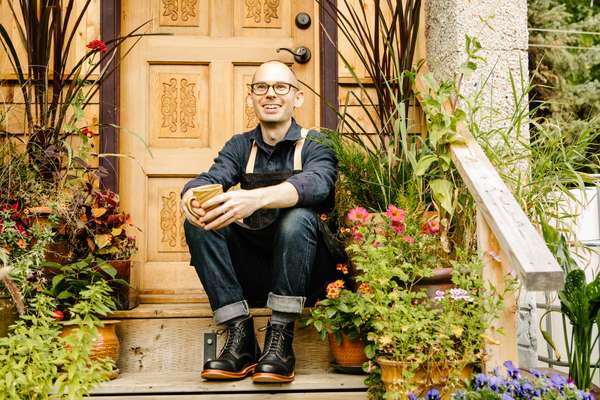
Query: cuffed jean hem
xmin=266 ymin=292 xmax=306 ymax=314
xmin=213 ymin=300 xmax=250 ymax=325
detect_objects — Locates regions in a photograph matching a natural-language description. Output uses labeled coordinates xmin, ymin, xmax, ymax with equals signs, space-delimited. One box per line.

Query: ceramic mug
xmin=184 ymin=184 xmax=223 ymax=221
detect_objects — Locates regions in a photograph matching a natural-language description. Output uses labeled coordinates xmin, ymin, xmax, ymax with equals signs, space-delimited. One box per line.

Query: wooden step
xmin=90 ymin=371 xmax=368 ymax=399
xmin=108 ymin=304 xmax=331 ymax=374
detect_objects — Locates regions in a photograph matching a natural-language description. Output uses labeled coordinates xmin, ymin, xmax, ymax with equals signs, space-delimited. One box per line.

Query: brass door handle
xmin=276 ymin=47 xmax=312 ymax=64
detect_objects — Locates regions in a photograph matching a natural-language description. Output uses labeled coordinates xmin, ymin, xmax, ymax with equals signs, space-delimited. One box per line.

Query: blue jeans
xmin=184 ymin=208 xmax=326 ymax=324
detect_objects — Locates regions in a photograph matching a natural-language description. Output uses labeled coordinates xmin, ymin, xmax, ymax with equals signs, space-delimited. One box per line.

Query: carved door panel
xmin=120 ymin=0 xmax=319 ymax=303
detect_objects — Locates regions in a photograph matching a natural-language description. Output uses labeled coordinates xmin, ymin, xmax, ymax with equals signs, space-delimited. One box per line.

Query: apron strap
xmin=244 ymin=127 xmax=310 ymax=174
xmin=293 ymin=128 xmax=309 ymax=171
xmin=245 ymin=141 xmax=258 ymax=174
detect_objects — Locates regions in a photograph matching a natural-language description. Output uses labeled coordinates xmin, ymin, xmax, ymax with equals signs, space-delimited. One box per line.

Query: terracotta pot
xmin=106 ymin=260 xmax=139 ymax=310
xmin=0 ymin=296 xmax=19 ymax=337
xmin=61 ymin=320 xmax=120 ymax=379
xmin=328 ymin=332 xmax=368 ymax=367
xmin=378 ymin=358 xmax=472 ymax=398
xmin=413 ymin=267 xmax=455 ymax=298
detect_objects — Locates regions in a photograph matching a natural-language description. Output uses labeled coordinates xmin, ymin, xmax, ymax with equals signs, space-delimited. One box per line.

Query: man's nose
xmin=265 ymin=86 xmax=277 ymax=97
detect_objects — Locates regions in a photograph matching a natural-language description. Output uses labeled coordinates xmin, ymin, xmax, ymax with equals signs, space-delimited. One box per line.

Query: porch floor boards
xmin=90 ymin=371 xmax=367 ymax=398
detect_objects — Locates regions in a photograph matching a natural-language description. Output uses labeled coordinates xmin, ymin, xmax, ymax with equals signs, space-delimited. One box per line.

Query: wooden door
xmin=120 ymin=0 xmax=319 ymax=303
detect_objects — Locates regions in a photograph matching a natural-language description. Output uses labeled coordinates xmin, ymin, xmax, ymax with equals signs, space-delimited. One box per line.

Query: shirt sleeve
xmin=181 ymin=135 xmax=244 ymax=197
xmin=286 ymin=134 xmax=338 ymax=207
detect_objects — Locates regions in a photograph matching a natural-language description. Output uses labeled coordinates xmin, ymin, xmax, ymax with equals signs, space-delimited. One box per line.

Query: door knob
xmin=276 ymin=47 xmax=312 ymax=64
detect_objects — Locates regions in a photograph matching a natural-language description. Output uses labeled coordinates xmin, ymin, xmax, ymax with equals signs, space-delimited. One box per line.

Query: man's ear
xmin=293 ymin=90 xmax=305 ymax=108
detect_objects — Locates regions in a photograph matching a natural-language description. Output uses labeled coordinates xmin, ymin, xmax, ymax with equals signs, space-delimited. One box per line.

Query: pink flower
xmin=422 ymin=219 xmax=440 ymax=235
xmin=347 ymin=207 xmax=370 ymax=224
xmin=449 ymin=288 xmax=473 ymax=302
xmin=351 ymin=226 xmax=364 ymax=242
xmin=86 ymin=39 xmax=108 ymax=53
xmin=401 ymin=235 xmax=415 ymax=244
xmin=386 ymin=205 xmax=406 ymax=223
xmin=373 ymin=240 xmax=382 ymax=248
xmin=391 ymin=221 xmax=405 ymax=235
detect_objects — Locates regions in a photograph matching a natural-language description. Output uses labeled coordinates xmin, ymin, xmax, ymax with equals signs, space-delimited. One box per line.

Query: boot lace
xmin=258 ymin=324 xmax=290 ymax=360
xmin=217 ymin=324 xmax=244 ymax=357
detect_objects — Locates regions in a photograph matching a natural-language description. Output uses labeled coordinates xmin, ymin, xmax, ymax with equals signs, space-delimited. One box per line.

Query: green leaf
xmin=540 ymin=329 xmax=561 ymax=361
xmin=57 ymin=290 xmax=73 ymax=300
xmin=430 ymin=178 xmax=454 ymax=216
xmin=51 ymin=274 xmax=65 ymax=289
xmin=414 ymin=154 xmax=437 ymax=176
xmin=314 ymin=320 xmax=324 ymax=332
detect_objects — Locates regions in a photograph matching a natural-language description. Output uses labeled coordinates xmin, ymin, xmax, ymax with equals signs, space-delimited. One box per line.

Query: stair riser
xmin=115 ymin=316 xmax=330 ymax=373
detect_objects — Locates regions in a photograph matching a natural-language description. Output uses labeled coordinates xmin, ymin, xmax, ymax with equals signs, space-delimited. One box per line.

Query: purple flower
xmin=488 ymin=376 xmax=505 ymax=392
xmin=503 ymin=360 xmax=520 ymax=379
xmin=474 ymin=373 xmax=488 ymax=388
xmin=549 ymin=374 xmax=567 ymax=390
xmin=449 ymin=288 xmax=473 ymax=301
xmin=502 ymin=394 xmax=514 ymax=400
xmin=529 ymin=368 xmax=544 ymax=378
xmin=452 ymin=390 xmax=466 ymax=400
xmin=434 ymin=290 xmax=445 ymax=302
xmin=426 ymin=388 xmax=441 ymax=400
xmin=408 ymin=393 xmax=417 ymax=400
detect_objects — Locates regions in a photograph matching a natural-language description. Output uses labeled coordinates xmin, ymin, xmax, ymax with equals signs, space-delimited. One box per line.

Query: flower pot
xmin=328 ymin=332 xmax=368 ymax=367
xmin=106 ymin=260 xmax=139 ymax=310
xmin=413 ymin=267 xmax=455 ymax=298
xmin=61 ymin=320 xmax=121 ymax=379
xmin=0 ymin=295 xmax=19 ymax=337
xmin=378 ymin=358 xmax=472 ymax=398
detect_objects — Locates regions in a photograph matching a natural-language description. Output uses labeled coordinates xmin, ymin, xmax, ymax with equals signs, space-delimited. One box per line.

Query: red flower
xmin=81 ymin=127 xmax=96 ymax=138
xmin=351 ymin=226 xmax=364 ymax=242
xmin=52 ymin=310 xmax=65 ymax=321
xmin=86 ymin=39 xmax=108 ymax=53
xmin=385 ymin=205 xmax=406 ymax=223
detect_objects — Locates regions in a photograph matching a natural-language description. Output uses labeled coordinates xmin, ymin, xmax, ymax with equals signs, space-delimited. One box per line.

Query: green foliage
xmin=528 ymin=0 xmax=600 ymax=165
xmin=539 ymin=269 xmax=600 ymax=390
xmin=42 ymin=255 xmax=120 ymax=319
xmin=0 ymin=293 xmax=114 ymax=399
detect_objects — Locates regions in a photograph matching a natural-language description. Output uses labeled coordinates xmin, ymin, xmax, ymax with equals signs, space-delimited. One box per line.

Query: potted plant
xmin=304 ymin=272 xmax=370 ymax=369
xmin=343 ymin=205 xmax=513 ymax=398
xmin=53 ymin=182 xmax=139 ymax=310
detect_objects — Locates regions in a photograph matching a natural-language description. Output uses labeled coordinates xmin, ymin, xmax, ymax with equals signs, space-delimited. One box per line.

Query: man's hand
xmin=181 ymin=189 xmax=207 ymax=228
xmin=200 ymin=189 xmax=263 ymax=230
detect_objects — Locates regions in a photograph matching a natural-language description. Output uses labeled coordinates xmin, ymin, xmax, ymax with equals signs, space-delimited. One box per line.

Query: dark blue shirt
xmin=181 ymin=120 xmax=337 ymax=208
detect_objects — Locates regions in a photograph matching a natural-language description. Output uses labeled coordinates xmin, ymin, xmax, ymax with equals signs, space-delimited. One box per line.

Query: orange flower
xmin=336 ymin=263 xmax=349 ymax=275
xmin=358 ymin=283 xmax=371 ymax=294
xmin=320 ymin=213 xmax=328 ymax=221
xmin=16 ymin=239 xmax=27 ymax=249
xmin=326 ymin=279 xmax=345 ymax=299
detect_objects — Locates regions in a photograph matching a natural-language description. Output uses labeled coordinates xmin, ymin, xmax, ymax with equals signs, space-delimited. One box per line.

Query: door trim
xmin=99 ymin=0 xmax=121 ymax=193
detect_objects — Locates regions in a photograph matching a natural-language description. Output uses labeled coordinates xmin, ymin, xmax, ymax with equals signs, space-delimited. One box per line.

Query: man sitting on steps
xmin=181 ymin=61 xmax=337 ymax=383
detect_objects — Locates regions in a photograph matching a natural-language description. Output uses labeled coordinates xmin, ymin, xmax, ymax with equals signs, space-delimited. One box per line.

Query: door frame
xmin=99 ymin=0 xmax=338 ymax=192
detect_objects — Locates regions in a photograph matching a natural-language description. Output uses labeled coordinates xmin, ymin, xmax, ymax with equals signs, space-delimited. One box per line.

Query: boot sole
xmin=201 ymin=364 xmax=256 ymax=380
xmin=252 ymin=372 xmax=295 ymax=383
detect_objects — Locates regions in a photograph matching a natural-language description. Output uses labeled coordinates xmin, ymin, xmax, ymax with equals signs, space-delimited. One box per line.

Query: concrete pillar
xmin=425 ymin=0 xmax=537 ymax=368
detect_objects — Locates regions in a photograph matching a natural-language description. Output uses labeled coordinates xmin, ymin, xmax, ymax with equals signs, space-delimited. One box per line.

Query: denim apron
xmin=233 ymin=128 xmax=344 ymax=304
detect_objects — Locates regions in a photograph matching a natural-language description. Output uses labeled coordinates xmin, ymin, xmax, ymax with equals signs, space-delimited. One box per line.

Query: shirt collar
xmin=251 ymin=119 xmax=301 ymax=149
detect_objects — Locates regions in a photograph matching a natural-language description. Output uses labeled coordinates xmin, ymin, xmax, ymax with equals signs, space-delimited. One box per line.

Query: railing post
xmin=476 ymin=211 xmax=518 ymax=371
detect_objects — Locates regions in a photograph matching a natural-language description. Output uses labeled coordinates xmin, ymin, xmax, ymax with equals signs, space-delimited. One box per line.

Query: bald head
xmin=252 ymin=61 xmax=299 ymax=87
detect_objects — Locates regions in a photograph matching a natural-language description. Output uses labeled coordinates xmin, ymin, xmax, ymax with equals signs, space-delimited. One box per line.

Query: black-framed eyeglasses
xmin=248 ymin=81 xmax=299 ymax=96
